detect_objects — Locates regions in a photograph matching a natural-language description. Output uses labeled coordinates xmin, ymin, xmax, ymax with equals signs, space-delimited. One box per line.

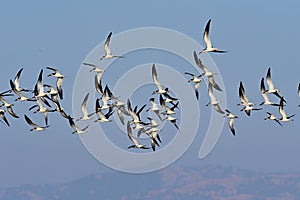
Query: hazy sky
xmin=0 ymin=0 xmax=300 ymax=187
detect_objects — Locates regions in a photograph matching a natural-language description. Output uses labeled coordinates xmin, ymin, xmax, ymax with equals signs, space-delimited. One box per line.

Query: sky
xmin=0 ymin=0 xmax=300 ymax=187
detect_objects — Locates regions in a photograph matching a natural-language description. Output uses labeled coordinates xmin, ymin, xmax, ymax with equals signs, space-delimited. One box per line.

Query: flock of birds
xmin=1 ymin=19 xmax=299 ymax=152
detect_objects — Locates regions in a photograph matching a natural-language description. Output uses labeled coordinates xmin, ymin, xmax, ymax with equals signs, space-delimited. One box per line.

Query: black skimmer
xmin=206 ymin=83 xmax=225 ymax=114
xmin=264 ymin=112 xmax=282 ymax=126
xmin=33 ymin=69 xmax=51 ymax=107
xmin=278 ymin=97 xmax=295 ymax=122
xmin=29 ymin=96 xmax=55 ymax=126
xmin=105 ymin=86 xmax=129 ymax=125
xmin=82 ymin=63 xmax=104 ymax=81
xmin=238 ymin=81 xmax=261 ymax=116
xmin=44 ymin=84 xmax=62 ymax=111
xmin=67 ymin=115 xmax=89 ymax=134
xmin=185 ymin=72 xmax=203 ymax=100
xmin=76 ymin=93 xmax=92 ymax=121
xmin=126 ymin=121 xmax=149 ymax=150
xmin=127 ymin=99 xmax=146 ymax=130
xmin=93 ymin=99 xmax=114 ymax=123
xmin=0 ymin=96 xmax=19 ymax=118
xmin=46 ymin=67 xmax=64 ymax=100
xmin=159 ymin=95 xmax=178 ymax=116
xmin=6 ymin=68 xmax=32 ymax=93
xmin=224 ymin=109 xmax=238 ymax=136
xmin=10 ymin=80 xmax=34 ymax=102
xmin=152 ymin=64 xmax=169 ymax=95
xmin=0 ymin=109 xmax=10 ymax=126
xmin=24 ymin=114 xmax=49 ymax=131
xmin=99 ymin=32 xmax=124 ymax=60
xmin=259 ymin=78 xmax=280 ymax=106
xmin=146 ymin=98 xmax=163 ymax=121
xmin=265 ymin=67 xmax=284 ymax=100
xmin=193 ymin=51 xmax=222 ymax=91
xmin=199 ymin=19 xmax=227 ymax=54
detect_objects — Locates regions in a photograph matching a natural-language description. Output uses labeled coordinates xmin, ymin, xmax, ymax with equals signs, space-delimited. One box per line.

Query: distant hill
xmin=1 ymin=165 xmax=300 ymax=200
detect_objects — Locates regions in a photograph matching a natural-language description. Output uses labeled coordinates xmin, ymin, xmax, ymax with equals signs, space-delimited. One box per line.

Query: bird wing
xmin=203 ymin=19 xmax=212 ymax=49
xmin=152 ymin=64 xmax=162 ymax=91
xmin=24 ymin=115 xmax=39 ymax=128
xmin=104 ymin=32 xmax=112 ymax=56
xmin=208 ymin=76 xmax=222 ymax=91
xmin=127 ymin=121 xmax=139 ymax=146
xmin=56 ymin=77 xmax=63 ymax=99
xmin=7 ymin=107 xmax=19 ymax=118
xmin=193 ymin=51 xmax=209 ymax=72
xmin=229 ymin=118 xmax=235 ymax=135
xmin=266 ymin=67 xmax=275 ymax=91
xmin=279 ymin=98 xmax=287 ymax=119
xmin=81 ymin=93 xmax=89 ymax=117
xmin=14 ymin=68 xmax=23 ymax=91
xmin=213 ymin=104 xmax=225 ymax=114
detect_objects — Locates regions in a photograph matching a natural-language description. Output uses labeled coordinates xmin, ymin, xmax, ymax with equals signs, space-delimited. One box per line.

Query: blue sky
xmin=0 ymin=1 xmax=300 ymax=187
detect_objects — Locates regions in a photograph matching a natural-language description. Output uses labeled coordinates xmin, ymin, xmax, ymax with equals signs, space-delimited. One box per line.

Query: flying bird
xmin=278 ymin=97 xmax=295 ymax=122
xmin=46 ymin=67 xmax=64 ymax=99
xmin=67 ymin=115 xmax=89 ymax=134
xmin=127 ymin=121 xmax=149 ymax=150
xmin=152 ymin=64 xmax=169 ymax=95
xmin=99 ymin=32 xmax=125 ymax=60
xmin=224 ymin=109 xmax=238 ymax=136
xmin=0 ymin=109 xmax=10 ymax=126
xmin=185 ymin=72 xmax=203 ymax=100
xmin=0 ymin=97 xmax=19 ymax=118
xmin=24 ymin=114 xmax=49 ymax=131
xmin=82 ymin=63 xmax=104 ymax=81
xmin=146 ymin=98 xmax=163 ymax=121
xmin=76 ymin=93 xmax=92 ymax=121
xmin=265 ymin=67 xmax=284 ymax=101
xmin=206 ymin=83 xmax=225 ymax=114
xmin=259 ymin=78 xmax=280 ymax=106
xmin=264 ymin=112 xmax=282 ymax=126
xmin=193 ymin=51 xmax=222 ymax=91
xmin=239 ymin=81 xmax=261 ymax=116
xmin=199 ymin=19 xmax=227 ymax=54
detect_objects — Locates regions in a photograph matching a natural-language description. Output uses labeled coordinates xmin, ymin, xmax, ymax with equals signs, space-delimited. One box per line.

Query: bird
xmin=224 ymin=109 xmax=238 ymax=136
xmin=264 ymin=112 xmax=282 ymax=126
xmin=238 ymin=81 xmax=261 ymax=116
xmin=93 ymin=99 xmax=114 ymax=123
xmin=185 ymin=72 xmax=203 ymax=100
xmin=82 ymin=62 xmax=104 ymax=81
xmin=33 ymin=69 xmax=51 ymax=107
xmin=46 ymin=67 xmax=64 ymax=99
xmin=76 ymin=93 xmax=92 ymax=121
xmin=0 ymin=109 xmax=10 ymax=126
xmin=163 ymin=114 xmax=179 ymax=130
xmin=29 ymin=96 xmax=55 ymax=126
xmin=107 ymin=92 xmax=129 ymax=125
xmin=206 ymin=83 xmax=225 ymax=114
xmin=199 ymin=19 xmax=227 ymax=54
xmin=146 ymin=98 xmax=163 ymax=121
xmin=152 ymin=64 xmax=169 ymax=95
xmin=24 ymin=114 xmax=49 ymax=131
xmin=0 ymin=97 xmax=19 ymax=118
xmin=67 ymin=115 xmax=89 ymax=134
xmin=259 ymin=78 xmax=280 ymax=106
xmin=265 ymin=67 xmax=284 ymax=100
xmin=278 ymin=97 xmax=295 ymax=122
xmin=159 ymin=94 xmax=179 ymax=116
xmin=6 ymin=68 xmax=31 ymax=93
xmin=127 ymin=121 xmax=150 ymax=150
xmin=193 ymin=51 xmax=222 ymax=91
xmin=99 ymin=32 xmax=124 ymax=60
xmin=127 ymin=99 xmax=146 ymax=130
xmin=44 ymin=84 xmax=61 ymax=110
xmin=10 ymin=80 xmax=33 ymax=102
